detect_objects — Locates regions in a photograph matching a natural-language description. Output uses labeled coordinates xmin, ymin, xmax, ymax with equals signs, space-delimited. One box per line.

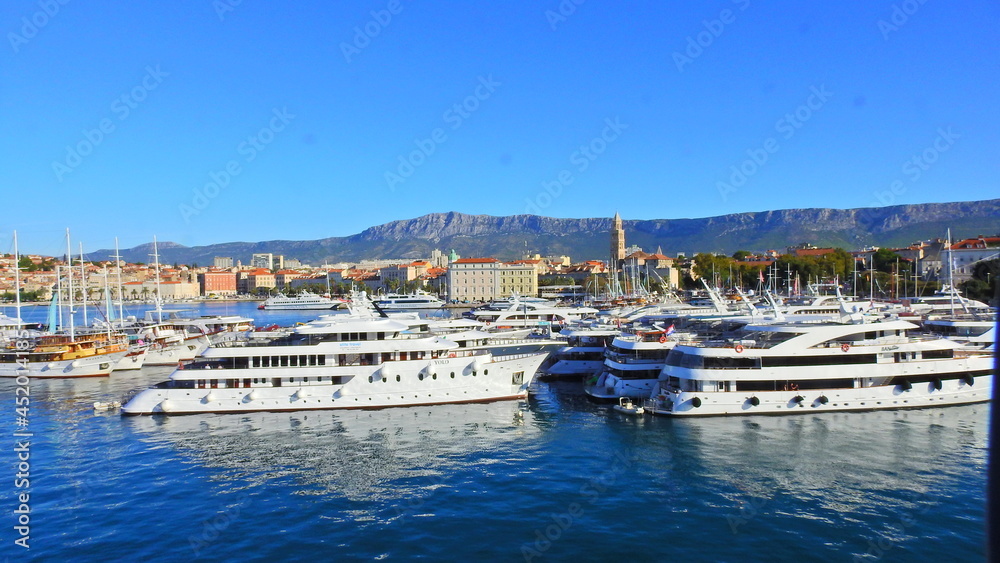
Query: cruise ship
xmin=120 ymin=312 xmax=548 ymax=415
xmin=646 ymin=316 xmax=993 ymax=416
xmin=258 ymin=292 xmax=342 ymax=310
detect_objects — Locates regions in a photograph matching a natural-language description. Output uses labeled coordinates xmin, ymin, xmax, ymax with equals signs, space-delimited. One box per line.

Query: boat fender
xmin=962 ymin=374 xmax=975 ymax=386
xmin=817 ymin=395 xmax=829 ymax=405
xmin=841 ymin=343 xmax=850 ymax=352
xmin=792 ymin=395 xmax=804 ymax=403
xmin=691 ymin=397 xmax=702 ymax=408
xmin=931 ymin=378 xmax=942 ymax=391
xmin=748 ymin=396 xmax=760 ymax=406
xmin=898 ymin=381 xmax=912 ymax=391
xmin=734 ymin=344 xmax=744 ymax=353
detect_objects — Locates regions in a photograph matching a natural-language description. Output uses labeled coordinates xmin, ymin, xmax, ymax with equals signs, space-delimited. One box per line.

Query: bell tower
xmin=610 ymin=212 xmax=625 ymax=264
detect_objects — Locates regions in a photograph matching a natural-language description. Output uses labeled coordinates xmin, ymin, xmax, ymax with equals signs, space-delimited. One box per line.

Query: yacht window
xmin=252 ymin=357 xmax=260 ymax=368
xmin=290 ymin=356 xmax=298 ymax=367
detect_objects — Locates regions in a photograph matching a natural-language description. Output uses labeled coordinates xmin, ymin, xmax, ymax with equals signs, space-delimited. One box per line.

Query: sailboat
xmin=0 ymin=230 xmax=129 ymax=378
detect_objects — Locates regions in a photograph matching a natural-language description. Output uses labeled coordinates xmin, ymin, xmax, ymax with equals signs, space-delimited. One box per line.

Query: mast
xmin=79 ymin=242 xmax=88 ymax=326
xmin=947 ymin=229 xmax=955 ymax=316
xmin=152 ymin=236 xmax=163 ymax=323
xmin=65 ymin=228 xmax=75 ymax=339
xmin=113 ymin=237 xmax=125 ymax=321
xmin=13 ymin=231 xmax=22 ymax=329
xmin=103 ymin=265 xmax=112 ymax=338
xmin=56 ymin=265 xmax=63 ymax=330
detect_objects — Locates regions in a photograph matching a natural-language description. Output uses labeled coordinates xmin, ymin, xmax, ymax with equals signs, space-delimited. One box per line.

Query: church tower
xmin=610 ymin=212 xmax=625 ymax=264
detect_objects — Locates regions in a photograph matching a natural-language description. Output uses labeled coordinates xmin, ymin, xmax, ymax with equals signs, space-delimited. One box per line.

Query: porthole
xmin=432 ymin=374 xmax=437 ymax=380
xmin=418 ymin=374 xmax=424 ymax=381
xmin=396 ymin=375 xmax=401 ymax=382
xmin=450 ymin=372 xmax=455 ymax=379
xmin=484 ymin=369 xmax=489 ymax=375
xmin=368 ymin=376 xmax=373 ymax=383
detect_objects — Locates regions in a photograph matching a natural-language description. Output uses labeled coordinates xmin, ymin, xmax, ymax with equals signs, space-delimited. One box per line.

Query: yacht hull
xmin=649 ymin=374 xmax=992 ymax=416
xmin=122 ymin=353 xmax=546 ymax=415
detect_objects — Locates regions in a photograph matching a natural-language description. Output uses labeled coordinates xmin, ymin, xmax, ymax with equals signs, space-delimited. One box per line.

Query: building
xmin=446 ymin=258 xmax=537 ymax=302
xmin=250 ymin=253 xmax=283 ymax=271
xmin=198 ymin=271 xmax=237 ymax=297
xmin=274 ymin=270 xmax=303 ymax=290
xmin=380 ymin=261 xmax=431 ymax=288
xmin=610 ymin=212 xmax=625 ymax=264
xmin=237 ymin=269 xmax=276 ymax=294
xmin=213 ymin=256 xmax=234 ymax=268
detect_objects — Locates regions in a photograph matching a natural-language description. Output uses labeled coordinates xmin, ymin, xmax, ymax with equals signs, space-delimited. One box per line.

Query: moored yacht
xmin=373 ymin=291 xmax=445 ymax=310
xmin=646 ymin=317 xmax=992 ymax=416
xmin=120 ymin=312 xmax=548 ymax=415
xmin=0 ymin=331 xmax=129 ymax=378
xmin=258 ymin=292 xmax=342 ymax=310
xmin=543 ymin=327 xmax=619 ymax=378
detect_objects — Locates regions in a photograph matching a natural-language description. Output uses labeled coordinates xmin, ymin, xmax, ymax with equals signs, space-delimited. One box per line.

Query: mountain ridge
xmin=87 ymin=199 xmax=1000 ymax=266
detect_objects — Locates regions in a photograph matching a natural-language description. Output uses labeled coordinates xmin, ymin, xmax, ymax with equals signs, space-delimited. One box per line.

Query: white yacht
xmin=259 ymin=292 xmax=343 ymax=310
xmin=922 ymin=314 xmax=996 ymax=353
xmin=120 ymin=312 xmax=548 ymax=415
xmin=903 ymin=285 xmax=991 ymax=315
xmin=467 ymin=299 xmax=599 ymax=329
xmin=646 ymin=317 xmax=992 ymax=416
xmin=373 ymin=291 xmax=445 ymax=310
xmin=583 ymin=327 xmax=688 ymax=401
xmin=543 ymin=327 xmax=619 ymax=378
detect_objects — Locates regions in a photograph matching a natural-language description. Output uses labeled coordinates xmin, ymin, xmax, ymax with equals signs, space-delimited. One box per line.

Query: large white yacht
xmin=543 ymin=327 xmax=620 ymax=378
xmin=0 ymin=330 xmax=129 ymax=378
xmin=373 ymin=291 xmax=445 ymax=310
xmin=259 ymin=292 xmax=342 ymax=310
xmin=467 ymin=299 xmax=599 ymax=329
xmin=646 ymin=316 xmax=992 ymax=416
xmin=120 ymin=310 xmax=548 ymax=415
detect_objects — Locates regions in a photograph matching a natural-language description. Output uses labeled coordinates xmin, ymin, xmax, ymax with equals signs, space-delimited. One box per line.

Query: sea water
xmin=0 ymin=302 xmax=987 ymax=561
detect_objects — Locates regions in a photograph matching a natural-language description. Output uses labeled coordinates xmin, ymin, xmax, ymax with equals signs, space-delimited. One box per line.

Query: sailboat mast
xmin=66 ymin=228 xmax=75 ymax=339
xmin=79 ymin=242 xmax=88 ymax=326
xmin=13 ymin=231 xmax=22 ymax=329
xmin=947 ymin=229 xmax=955 ymax=316
xmin=153 ymin=236 xmax=163 ymax=323
xmin=114 ymin=237 xmax=125 ymax=321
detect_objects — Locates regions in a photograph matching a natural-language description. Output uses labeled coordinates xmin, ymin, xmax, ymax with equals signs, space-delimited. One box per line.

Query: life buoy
xmin=841 ymin=343 xmax=850 ymax=352
xmin=734 ymin=344 xmax=744 ymax=353
xmin=449 ymin=353 xmax=456 ymax=358
xmin=659 ymin=335 xmax=667 ymax=344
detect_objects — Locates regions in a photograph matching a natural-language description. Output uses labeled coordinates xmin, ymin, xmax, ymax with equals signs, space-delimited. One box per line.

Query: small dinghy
xmin=612 ymin=397 xmax=644 ymax=416
xmin=93 ymin=400 xmax=122 ymax=411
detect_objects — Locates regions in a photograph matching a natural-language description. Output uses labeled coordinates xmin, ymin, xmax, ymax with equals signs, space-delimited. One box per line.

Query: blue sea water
xmin=0 ymin=302 xmax=989 ymax=562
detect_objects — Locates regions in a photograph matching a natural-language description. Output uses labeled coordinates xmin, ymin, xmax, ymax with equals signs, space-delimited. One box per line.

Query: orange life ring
xmin=841 ymin=343 xmax=850 ymax=352
xmin=449 ymin=353 xmax=456 ymax=358
xmin=659 ymin=335 xmax=667 ymax=344
xmin=734 ymin=344 xmax=744 ymax=353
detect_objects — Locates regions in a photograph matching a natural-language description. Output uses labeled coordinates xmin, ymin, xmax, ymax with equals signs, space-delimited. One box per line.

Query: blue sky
xmin=2 ymin=0 xmax=998 ymax=257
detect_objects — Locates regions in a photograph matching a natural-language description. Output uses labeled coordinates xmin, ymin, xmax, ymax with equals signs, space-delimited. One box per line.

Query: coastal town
xmin=2 ymin=216 xmax=997 ymax=305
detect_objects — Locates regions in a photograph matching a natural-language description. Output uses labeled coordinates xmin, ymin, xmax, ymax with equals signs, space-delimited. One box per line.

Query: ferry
xmin=258 ymin=292 xmax=342 ymax=310
xmin=645 ymin=316 xmax=993 ymax=416
xmin=120 ymin=311 xmax=547 ymax=415
xmin=373 ymin=291 xmax=445 ymax=310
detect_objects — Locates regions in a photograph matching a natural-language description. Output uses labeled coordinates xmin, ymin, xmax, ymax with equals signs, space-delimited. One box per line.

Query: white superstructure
xmin=647 ymin=317 xmax=992 ymax=416
xmin=259 ymin=292 xmax=342 ymax=310
xmin=121 ymin=312 xmax=547 ymax=415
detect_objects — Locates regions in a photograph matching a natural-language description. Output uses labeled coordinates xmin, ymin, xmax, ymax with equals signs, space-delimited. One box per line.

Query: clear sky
xmin=2 ymin=0 xmax=998 ymax=257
